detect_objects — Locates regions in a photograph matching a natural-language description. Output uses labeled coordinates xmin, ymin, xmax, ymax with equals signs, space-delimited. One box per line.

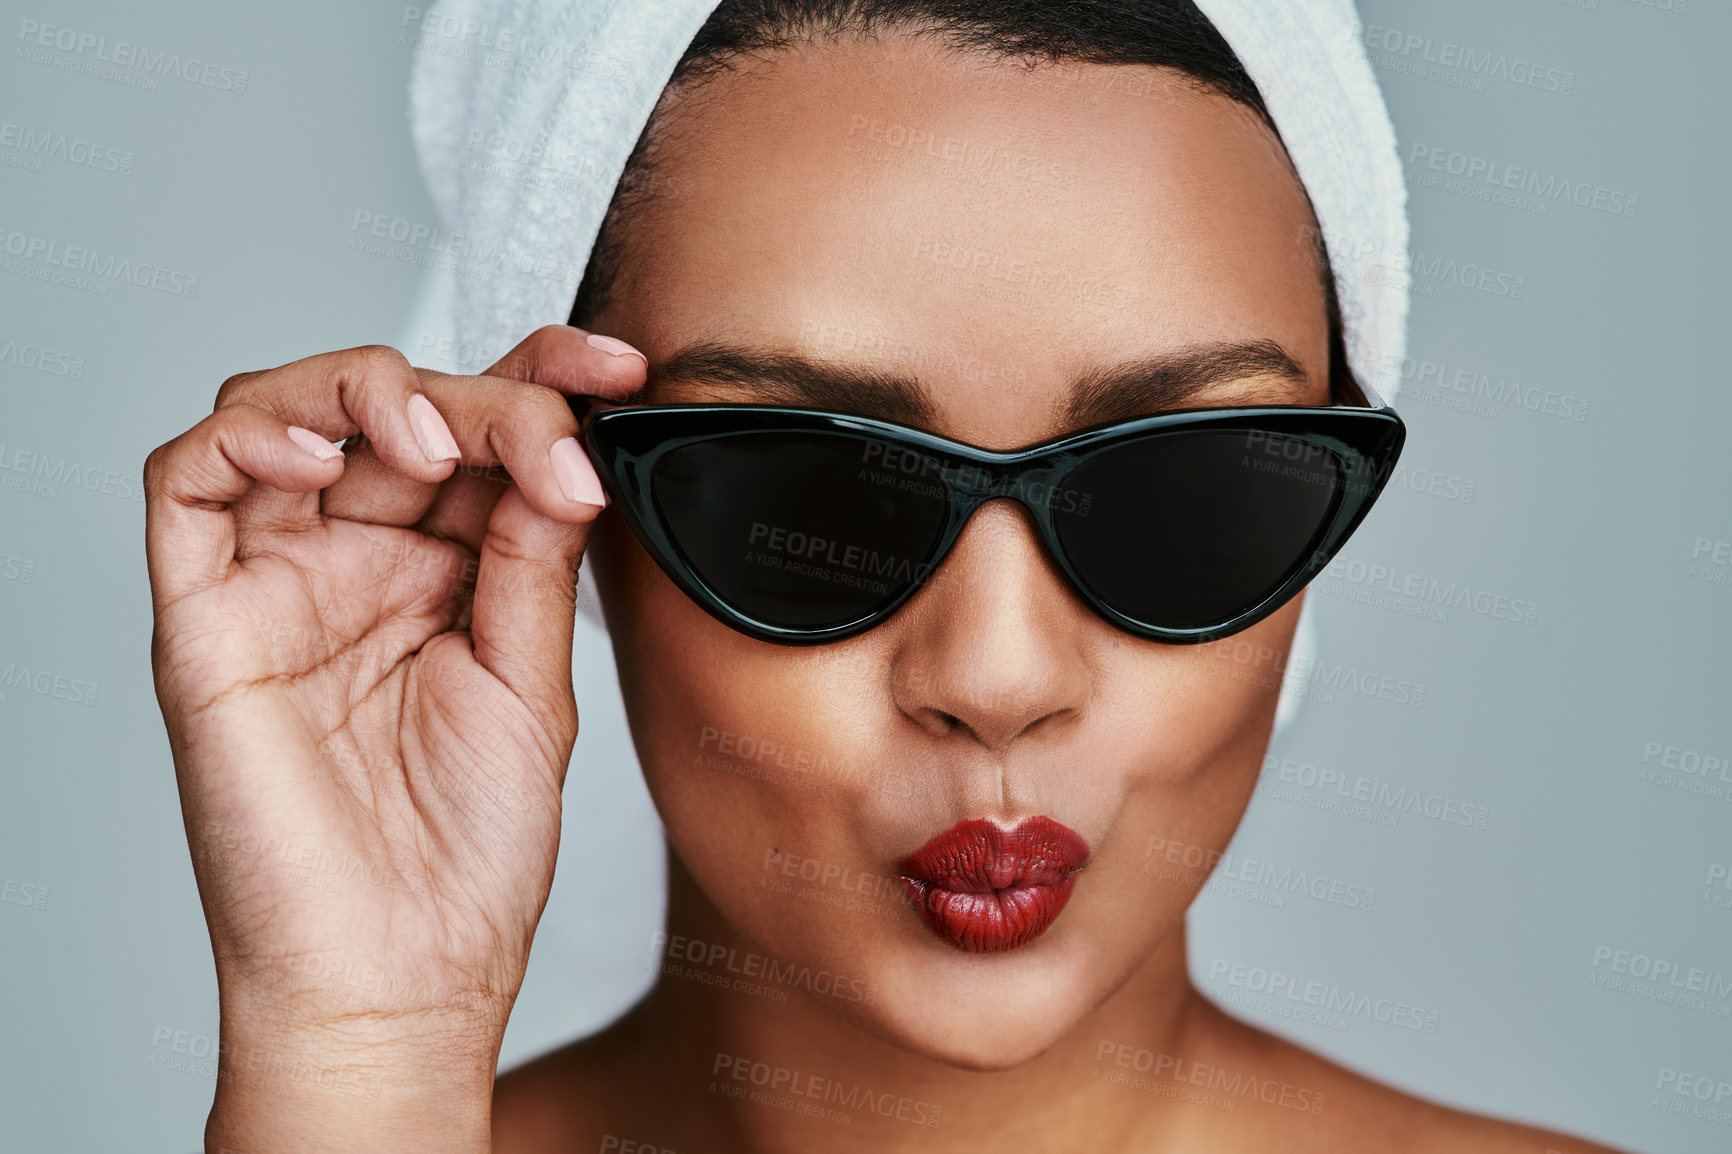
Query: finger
xmin=408 ymin=369 xmax=608 ymax=526
xmin=145 ymin=405 xmax=346 ymax=606
xmin=216 ymin=344 xmax=464 ymax=484
xmin=294 ymin=348 xmax=599 ymax=526
xmin=222 ymin=341 xmax=615 ymax=533
xmin=468 ymin=486 xmax=595 ymax=753
xmin=484 ymin=324 xmax=647 ymax=399
xmin=319 ymin=435 xmax=439 ymax=527
xmin=416 ymin=465 xmax=512 ymax=556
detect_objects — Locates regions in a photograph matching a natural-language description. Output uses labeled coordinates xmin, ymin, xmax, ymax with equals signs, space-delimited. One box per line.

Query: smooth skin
xmin=146 ymin=31 xmax=1629 ymax=1154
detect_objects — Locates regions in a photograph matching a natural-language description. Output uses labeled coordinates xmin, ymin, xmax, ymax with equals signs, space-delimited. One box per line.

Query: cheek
xmin=1198 ymin=594 xmax=1307 ymax=749
xmin=593 ymin=511 xmax=865 ymax=774
xmin=1099 ymin=596 xmax=1304 ymax=851
xmin=590 ymin=513 xmax=907 ymax=933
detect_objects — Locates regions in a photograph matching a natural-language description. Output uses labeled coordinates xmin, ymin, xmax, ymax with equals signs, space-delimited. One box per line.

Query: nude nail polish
xmin=585 ymin=333 xmax=648 ymax=365
xmin=549 ymin=437 xmax=607 ymax=507
xmin=286 ymin=425 xmax=343 ymax=461
xmin=407 ymin=394 xmax=461 ymax=462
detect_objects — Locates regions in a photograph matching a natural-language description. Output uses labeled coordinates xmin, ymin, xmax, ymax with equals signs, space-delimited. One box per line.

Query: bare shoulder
xmin=1409 ymin=1102 xmax=1635 ymax=1154
xmin=492 ymin=1000 xmax=656 ymax=1154
xmin=491 ymin=1037 xmax=600 ymax=1154
xmin=1191 ymin=999 xmax=1633 ymax=1154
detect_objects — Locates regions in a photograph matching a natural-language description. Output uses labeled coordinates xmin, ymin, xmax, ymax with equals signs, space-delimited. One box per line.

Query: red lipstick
xmin=896 ymin=816 xmax=1091 ymax=953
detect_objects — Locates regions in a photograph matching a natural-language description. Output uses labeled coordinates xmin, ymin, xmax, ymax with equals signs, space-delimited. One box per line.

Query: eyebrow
xmin=651 ymin=337 xmax=1314 ymax=431
xmin=1063 ymin=339 xmax=1312 ymax=426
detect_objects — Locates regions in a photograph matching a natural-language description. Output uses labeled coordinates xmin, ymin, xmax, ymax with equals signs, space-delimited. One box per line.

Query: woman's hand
xmin=143 ymin=326 xmax=645 ymax=1153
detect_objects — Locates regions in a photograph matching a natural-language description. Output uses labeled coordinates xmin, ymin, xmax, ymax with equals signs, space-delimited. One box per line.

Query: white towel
xmin=405 ymin=0 xmax=1411 ymax=736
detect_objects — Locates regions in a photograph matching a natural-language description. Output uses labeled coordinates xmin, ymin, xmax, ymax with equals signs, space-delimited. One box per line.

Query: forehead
xmin=607 ymin=34 xmax=1329 ymax=448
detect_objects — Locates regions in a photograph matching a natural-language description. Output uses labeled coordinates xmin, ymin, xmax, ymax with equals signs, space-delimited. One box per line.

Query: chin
xmin=844 ymin=931 xmax=1108 ymax=1071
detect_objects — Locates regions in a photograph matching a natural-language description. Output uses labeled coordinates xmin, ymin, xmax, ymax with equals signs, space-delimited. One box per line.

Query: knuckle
xmin=214 ymin=369 xmax=257 ymax=409
xmin=142 ymin=443 xmax=170 ymax=494
xmin=516 ymin=383 xmax=576 ymax=429
xmin=528 ymin=323 xmax=576 ymax=348
xmin=347 ymin=343 xmax=415 ymax=382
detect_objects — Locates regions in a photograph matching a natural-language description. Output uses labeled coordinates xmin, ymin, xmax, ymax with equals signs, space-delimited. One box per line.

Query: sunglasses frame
xmin=579 ymin=393 xmax=1405 ymax=646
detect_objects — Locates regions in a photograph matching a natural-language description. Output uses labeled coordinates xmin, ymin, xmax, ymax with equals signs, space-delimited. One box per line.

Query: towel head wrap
xmin=407 ymin=0 xmax=1409 ymax=733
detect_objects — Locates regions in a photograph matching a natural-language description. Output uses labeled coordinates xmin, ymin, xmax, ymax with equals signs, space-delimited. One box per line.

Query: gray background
xmin=1 ymin=1 xmax=1727 ymax=1151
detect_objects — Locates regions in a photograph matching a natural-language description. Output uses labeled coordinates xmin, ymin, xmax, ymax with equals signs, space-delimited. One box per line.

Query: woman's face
xmin=586 ymin=34 xmax=1331 ymax=1069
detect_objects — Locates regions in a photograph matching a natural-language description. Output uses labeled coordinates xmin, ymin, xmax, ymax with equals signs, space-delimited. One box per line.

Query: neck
xmin=629 ymin=849 xmax=1224 ymax=1151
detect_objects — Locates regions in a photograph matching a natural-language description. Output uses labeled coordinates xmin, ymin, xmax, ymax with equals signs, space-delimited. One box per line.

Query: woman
xmin=144 ymin=1 xmax=1626 ymax=1150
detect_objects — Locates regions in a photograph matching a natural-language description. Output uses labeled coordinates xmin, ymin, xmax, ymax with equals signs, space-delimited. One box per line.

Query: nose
xmin=888 ymin=501 xmax=1094 ymax=751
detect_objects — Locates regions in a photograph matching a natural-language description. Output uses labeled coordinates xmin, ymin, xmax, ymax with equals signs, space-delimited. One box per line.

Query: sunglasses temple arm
xmin=1338 ymin=369 xmax=1392 ymax=412
xmin=570 ymin=395 xmax=637 ymax=437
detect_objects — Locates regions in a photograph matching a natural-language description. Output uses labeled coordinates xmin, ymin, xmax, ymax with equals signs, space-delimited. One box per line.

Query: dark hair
xmin=571 ymin=0 xmax=1354 ymax=401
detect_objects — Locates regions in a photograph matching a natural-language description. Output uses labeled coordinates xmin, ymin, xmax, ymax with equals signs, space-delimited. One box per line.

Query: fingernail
xmin=407 ymin=394 xmax=461 ymax=462
xmin=585 ymin=333 xmax=648 ymax=365
xmin=286 ymin=425 xmax=343 ymax=461
xmin=549 ymin=437 xmax=607 ymax=508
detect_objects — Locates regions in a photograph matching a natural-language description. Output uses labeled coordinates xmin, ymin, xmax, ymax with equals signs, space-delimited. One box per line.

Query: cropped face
xmin=584 ymin=34 xmax=1331 ymax=1068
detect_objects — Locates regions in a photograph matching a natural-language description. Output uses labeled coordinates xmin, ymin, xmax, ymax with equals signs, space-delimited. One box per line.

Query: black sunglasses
xmin=578 ymin=391 xmax=1404 ymax=646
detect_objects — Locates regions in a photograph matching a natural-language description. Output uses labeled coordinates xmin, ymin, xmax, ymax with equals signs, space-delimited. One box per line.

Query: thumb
xmin=467 ymin=483 xmax=596 ymax=756
xmin=484 ymin=324 xmax=646 ymax=400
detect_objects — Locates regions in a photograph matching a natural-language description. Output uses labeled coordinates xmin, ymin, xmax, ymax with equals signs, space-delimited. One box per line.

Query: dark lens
xmin=651 ymin=432 xmax=951 ymax=631
xmin=1051 ymin=430 xmax=1340 ymax=629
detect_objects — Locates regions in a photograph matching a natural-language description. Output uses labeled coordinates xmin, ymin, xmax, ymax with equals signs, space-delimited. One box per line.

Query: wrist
xmin=206 ymin=1007 xmax=504 ymax=1153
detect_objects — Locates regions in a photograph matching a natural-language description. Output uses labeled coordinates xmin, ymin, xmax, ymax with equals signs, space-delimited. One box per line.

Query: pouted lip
xmin=895 ymin=816 xmax=1091 ymax=953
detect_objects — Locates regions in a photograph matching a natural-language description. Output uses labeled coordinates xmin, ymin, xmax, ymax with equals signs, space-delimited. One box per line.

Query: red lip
xmin=896 ymin=816 xmax=1091 ymax=953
